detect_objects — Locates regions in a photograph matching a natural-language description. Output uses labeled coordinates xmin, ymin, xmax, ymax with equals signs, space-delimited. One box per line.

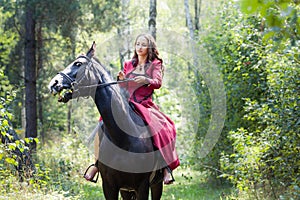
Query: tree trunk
xmin=185 ymin=0 xmax=199 ymax=77
xmin=184 ymin=0 xmax=194 ymax=40
xmin=67 ymin=102 xmax=72 ymax=133
xmin=37 ymin=22 xmax=44 ymax=143
xmin=149 ymin=0 xmax=157 ymax=40
xmin=21 ymin=56 xmax=26 ymax=134
xmin=24 ymin=0 xmax=37 ymax=151
xmin=194 ymin=0 xmax=202 ymax=32
xmin=67 ymin=32 xmax=78 ymax=134
xmin=118 ymin=0 xmax=131 ymax=69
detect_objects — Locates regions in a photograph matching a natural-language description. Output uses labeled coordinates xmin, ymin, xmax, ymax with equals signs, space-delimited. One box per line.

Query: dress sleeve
xmin=123 ymin=61 xmax=128 ymax=75
xmin=147 ymin=60 xmax=163 ymax=89
xmin=118 ymin=61 xmax=129 ymax=81
xmin=118 ymin=61 xmax=131 ymax=87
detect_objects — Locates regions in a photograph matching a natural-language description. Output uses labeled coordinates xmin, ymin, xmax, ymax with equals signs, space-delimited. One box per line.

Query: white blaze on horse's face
xmin=48 ymin=74 xmax=63 ymax=95
xmin=48 ymin=56 xmax=92 ymax=104
xmin=48 ymin=57 xmax=81 ymax=93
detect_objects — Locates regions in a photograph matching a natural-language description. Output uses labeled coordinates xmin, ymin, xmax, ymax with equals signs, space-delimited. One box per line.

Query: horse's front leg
xmin=150 ymin=182 xmax=163 ymax=200
xmin=102 ymin=181 xmax=119 ymax=200
xmin=136 ymin=180 xmax=150 ymax=200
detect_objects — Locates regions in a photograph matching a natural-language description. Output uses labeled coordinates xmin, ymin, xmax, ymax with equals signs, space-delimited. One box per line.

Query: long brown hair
xmin=132 ymin=33 xmax=163 ymax=67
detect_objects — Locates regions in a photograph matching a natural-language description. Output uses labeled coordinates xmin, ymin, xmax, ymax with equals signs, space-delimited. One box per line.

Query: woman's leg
xmin=84 ymin=122 xmax=102 ymax=182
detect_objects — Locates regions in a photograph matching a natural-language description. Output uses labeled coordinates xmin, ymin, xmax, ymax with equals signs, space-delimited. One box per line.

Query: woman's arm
xmin=117 ymin=61 xmax=128 ymax=80
xmin=146 ymin=60 xmax=163 ymax=89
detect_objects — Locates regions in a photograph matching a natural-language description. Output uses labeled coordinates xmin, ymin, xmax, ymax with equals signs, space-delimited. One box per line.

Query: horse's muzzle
xmin=48 ymin=73 xmax=71 ymax=93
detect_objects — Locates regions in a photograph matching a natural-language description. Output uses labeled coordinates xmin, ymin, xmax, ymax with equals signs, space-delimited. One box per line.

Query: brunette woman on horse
xmin=84 ymin=33 xmax=180 ymax=185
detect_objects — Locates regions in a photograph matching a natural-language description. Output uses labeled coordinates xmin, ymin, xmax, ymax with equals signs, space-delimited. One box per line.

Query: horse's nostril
xmin=49 ymin=79 xmax=60 ymax=94
xmin=53 ymin=80 xmax=58 ymax=87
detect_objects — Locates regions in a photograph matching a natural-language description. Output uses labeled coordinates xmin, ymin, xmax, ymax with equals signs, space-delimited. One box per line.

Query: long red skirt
xmin=130 ymin=101 xmax=180 ymax=170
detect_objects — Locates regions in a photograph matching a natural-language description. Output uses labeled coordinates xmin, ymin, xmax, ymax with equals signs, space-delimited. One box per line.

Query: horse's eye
xmin=74 ymin=62 xmax=82 ymax=67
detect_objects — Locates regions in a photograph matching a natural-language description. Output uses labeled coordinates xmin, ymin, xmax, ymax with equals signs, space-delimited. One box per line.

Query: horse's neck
xmin=93 ymin=75 xmax=146 ymax=147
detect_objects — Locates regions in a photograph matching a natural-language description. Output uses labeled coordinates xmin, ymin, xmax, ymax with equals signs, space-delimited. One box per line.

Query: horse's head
xmin=48 ymin=42 xmax=100 ymax=103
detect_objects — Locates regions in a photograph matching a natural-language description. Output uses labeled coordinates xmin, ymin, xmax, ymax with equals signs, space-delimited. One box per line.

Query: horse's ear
xmin=86 ymin=41 xmax=96 ymax=58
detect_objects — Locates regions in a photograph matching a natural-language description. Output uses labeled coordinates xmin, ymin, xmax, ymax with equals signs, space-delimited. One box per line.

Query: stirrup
xmin=83 ymin=160 xmax=100 ymax=183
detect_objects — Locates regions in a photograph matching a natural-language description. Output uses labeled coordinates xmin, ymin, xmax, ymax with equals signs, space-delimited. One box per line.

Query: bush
xmin=200 ymin=0 xmax=300 ymax=199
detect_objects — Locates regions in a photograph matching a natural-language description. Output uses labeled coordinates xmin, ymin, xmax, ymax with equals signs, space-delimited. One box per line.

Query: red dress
xmin=121 ymin=59 xmax=180 ymax=170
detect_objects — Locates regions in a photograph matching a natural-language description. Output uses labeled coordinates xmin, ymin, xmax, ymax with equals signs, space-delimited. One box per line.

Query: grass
xmin=0 ymin=167 xmax=231 ymax=200
xmin=79 ymin=166 xmax=232 ymax=200
xmin=0 ymin=133 xmax=232 ymax=199
xmin=161 ymin=167 xmax=231 ymax=200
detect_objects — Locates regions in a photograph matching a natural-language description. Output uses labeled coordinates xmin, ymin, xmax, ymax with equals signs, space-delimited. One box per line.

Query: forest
xmin=0 ymin=0 xmax=299 ymax=199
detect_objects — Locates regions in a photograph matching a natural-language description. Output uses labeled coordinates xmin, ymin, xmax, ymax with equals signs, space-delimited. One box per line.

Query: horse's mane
xmin=91 ymin=57 xmax=129 ymax=98
xmin=90 ymin=57 xmax=146 ymax=135
xmin=91 ymin=56 xmax=128 ymax=111
xmin=92 ymin=57 xmax=112 ymax=78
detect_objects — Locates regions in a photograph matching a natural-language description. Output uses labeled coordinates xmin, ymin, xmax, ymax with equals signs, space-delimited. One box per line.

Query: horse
xmin=48 ymin=42 xmax=164 ymax=200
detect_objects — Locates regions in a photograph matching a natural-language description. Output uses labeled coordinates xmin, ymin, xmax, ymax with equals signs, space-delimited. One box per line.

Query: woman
xmin=84 ymin=33 xmax=180 ymax=184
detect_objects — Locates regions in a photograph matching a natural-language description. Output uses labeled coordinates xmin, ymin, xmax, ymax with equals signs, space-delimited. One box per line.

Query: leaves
xmin=240 ymin=0 xmax=259 ymax=14
xmin=200 ymin=0 xmax=300 ymax=198
xmin=0 ymin=0 xmax=299 ymax=199
xmin=5 ymin=157 xmax=18 ymax=166
xmin=239 ymin=0 xmax=300 ymax=44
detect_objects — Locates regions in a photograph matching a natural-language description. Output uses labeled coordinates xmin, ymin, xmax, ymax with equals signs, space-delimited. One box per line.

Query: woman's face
xmin=135 ymin=36 xmax=148 ymax=57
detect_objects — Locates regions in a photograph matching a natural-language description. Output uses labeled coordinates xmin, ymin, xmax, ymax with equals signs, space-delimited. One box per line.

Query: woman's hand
xmin=118 ymin=71 xmax=125 ymax=80
xmin=134 ymin=76 xmax=150 ymax=84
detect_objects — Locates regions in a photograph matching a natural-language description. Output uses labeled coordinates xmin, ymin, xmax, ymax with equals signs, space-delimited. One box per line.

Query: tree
xmin=24 ymin=0 xmax=37 ymax=151
xmin=201 ymin=1 xmax=300 ymax=198
xmin=117 ymin=0 xmax=131 ymax=69
xmin=239 ymin=0 xmax=300 ymax=45
xmin=149 ymin=0 xmax=157 ymax=39
xmin=194 ymin=0 xmax=202 ymax=32
xmin=1 ymin=0 xmax=123 ymax=151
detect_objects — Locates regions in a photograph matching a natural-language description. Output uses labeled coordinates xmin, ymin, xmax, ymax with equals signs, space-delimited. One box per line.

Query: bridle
xmin=58 ymin=55 xmax=134 ymax=92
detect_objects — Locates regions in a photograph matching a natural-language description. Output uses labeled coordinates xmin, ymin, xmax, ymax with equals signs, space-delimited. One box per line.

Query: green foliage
xmin=199 ymin=0 xmax=300 ymax=199
xmin=195 ymin=0 xmax=269 ymax=184
xmin=240 ymin=0 xmax=300 ymax=44
xmin=88 ymin=0 xmax=121 ymax=32
xmin=1 ymin=133 xmax=231 ymax=199
xmin=0 ymin=87 xmax=37 ymax=187
xmin=0 ymin=131 xmax=95 ymax=199
xmin=157 ymin=57 xmax=198 ymax=164
xmin=0 ymin=8 xmax=16 ymax=97
xmin=0 ymin=87 xmax=18 ymax=168
xmin=1 ymin=129 xmax=232 ymax=199
xmin=1 ymin=0 xmax=299 ymax=198
xmin=0 ymin=0 xmax=123 ymax=133
xmin=34 ymin=0 xmax=81 ymax=38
